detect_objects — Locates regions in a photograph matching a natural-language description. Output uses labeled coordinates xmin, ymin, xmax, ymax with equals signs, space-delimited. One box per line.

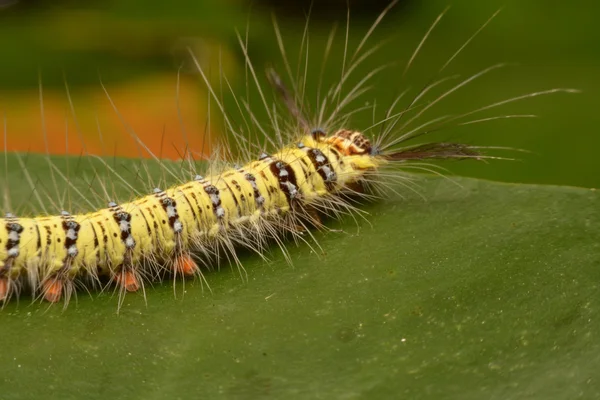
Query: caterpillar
xmin=0 ymin=3 xmax=576 ymax=310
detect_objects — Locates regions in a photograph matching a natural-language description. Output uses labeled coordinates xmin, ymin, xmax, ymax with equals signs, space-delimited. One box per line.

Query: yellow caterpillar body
xmin=0 ymin=130 xmax=381 ymax=304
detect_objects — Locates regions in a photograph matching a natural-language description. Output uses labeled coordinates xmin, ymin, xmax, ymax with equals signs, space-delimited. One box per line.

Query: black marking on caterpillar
xmin=304 ymin=147 xmax=337 ymax=191
xmin=244 ymin=172 xmax=266 ymax=210
xmin=2 ymin=213 xmax=23 ymax=277
xmin=61 ymin=211 xmax=80 ymax=262
xmin=203 ymin=184 xmax=225 ymax=220
xmin=269 ymin=159 xmax=300 ymax=204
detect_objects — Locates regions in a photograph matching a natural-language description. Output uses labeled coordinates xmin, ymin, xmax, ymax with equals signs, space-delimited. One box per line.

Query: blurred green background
xmin=0 ymin=0 xmax=596 ymax=187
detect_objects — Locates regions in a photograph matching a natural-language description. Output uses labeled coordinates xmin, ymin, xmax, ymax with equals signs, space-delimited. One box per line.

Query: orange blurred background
xmin=0 ymin=73 xmax=212 ymax=160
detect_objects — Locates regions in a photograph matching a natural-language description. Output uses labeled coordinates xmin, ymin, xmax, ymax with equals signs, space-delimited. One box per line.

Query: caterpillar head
xmin=304 ymin=128 xmax=381 ymax=174
xmin=323 ymin=129 xmax=373 ymax=156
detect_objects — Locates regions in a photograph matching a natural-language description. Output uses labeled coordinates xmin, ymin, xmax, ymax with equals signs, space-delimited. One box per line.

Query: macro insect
xmin=0 ymin=3 xmax=576 ymax=310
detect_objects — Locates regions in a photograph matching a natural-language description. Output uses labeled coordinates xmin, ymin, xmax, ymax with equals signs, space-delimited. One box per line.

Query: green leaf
xmin=0 ymin=154 xmax=598 ymax=399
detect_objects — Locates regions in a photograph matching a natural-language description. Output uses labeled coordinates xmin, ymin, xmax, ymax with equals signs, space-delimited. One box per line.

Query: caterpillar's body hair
xmin=0 ymin=4 xmax=577 ymax=310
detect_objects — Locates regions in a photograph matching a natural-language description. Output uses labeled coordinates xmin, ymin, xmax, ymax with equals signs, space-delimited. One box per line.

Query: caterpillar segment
xmin=0 ymin=129 xmax=379 ymax=306
xmin=107 ymin=201 xmax=141 ymax=294
xmin=0 ymin=213 xmax=24 ymax=301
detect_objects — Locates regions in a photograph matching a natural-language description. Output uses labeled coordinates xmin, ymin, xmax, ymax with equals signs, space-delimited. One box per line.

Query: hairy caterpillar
xmin=0 ymin=3 xmax=576 ymax=310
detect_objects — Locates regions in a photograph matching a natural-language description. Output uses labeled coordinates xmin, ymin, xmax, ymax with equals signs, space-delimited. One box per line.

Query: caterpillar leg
xmin=293 ymin=206 xmax=324 ymax=233
xmin=0 ymin=277 xmax=22 ymax=305
xmin=172 ymin=252 xmax=211 ymax=293
xmin=0 ymin=277 xmax=9 ymax=301
xmin=305 ymin=207 xmax=324 ymax=228
xmin=42 ymin=277 xmax=62 ymax=302
xmin=115 ymin=268 xmax=141 ymax=292
xmin=174 ymin=253 xmax=199 ymax=276
xmin=113 ymin=266 xmax=146 ymax=312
